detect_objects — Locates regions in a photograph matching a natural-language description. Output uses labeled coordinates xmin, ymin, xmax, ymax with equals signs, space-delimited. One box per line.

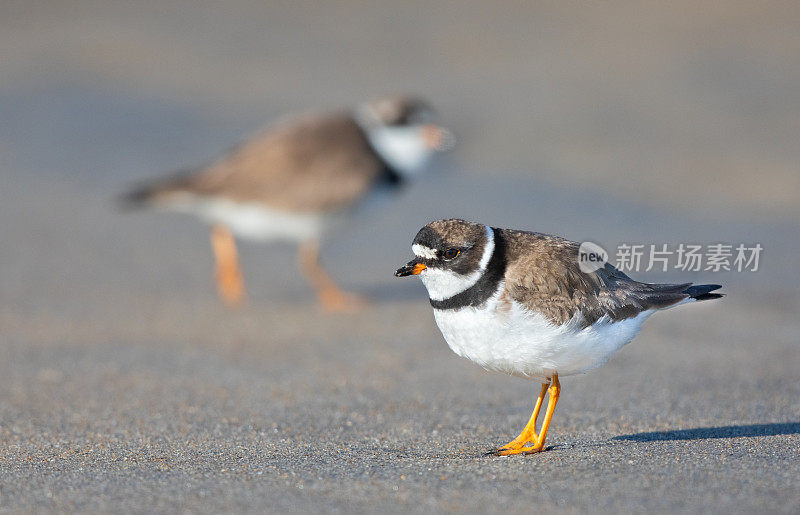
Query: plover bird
xmin=395 ymin=219 xmax=722 ymax=455
xmin=122 ymin=96 xmax=453 ymax=310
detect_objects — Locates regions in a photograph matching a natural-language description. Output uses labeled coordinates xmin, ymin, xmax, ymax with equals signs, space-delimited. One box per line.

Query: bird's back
xmin=498 ymin=228 xmax=721 ymax=327
xmin=123 ymin=112 xmax=388 ymax=213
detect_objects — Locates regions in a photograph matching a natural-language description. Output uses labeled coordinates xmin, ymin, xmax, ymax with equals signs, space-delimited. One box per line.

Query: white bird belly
xmin=432 ymin=295 xmax=653 ymax=381
xmin=163 ymin=195 xmax=328 ymax=242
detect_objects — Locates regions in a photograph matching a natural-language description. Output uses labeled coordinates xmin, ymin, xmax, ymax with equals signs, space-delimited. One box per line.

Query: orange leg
xmin=493 ymin=382 xmax=549 ymax=455
xmin=297 ymin=240 xmax=367 ymax=312
xmin=494 ymin=373 xmax=560 ymax=456
xmin=523 ymin=372 xmax=560 ymax=454
xmin=210 ymin=224 xmax=246 ymax=306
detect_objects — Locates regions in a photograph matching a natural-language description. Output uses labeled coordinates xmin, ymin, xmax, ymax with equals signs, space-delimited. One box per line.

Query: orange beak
xmin=395 ymin=261 xmax=427 ymax=277
xmin=421 ymin=125 xmax=455 ymax=151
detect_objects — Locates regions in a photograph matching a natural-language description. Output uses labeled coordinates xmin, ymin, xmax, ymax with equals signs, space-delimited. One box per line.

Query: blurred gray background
xmin=1 ymin=1 xmax=798 ymax=513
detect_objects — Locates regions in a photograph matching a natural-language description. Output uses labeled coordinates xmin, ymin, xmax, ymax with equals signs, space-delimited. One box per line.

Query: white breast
xmin=432 ymin=290 xmax=653 ymax=381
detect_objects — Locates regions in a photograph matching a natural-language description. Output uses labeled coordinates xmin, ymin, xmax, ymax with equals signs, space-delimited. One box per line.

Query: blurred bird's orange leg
xmin=522 ymin=372 xmax=560 ymax=454
xmin=210 ymin=224 xmax=246 ymax=306
xmin=298 ymin=240 xmax=367 ymax=312
xmin=493 ymin=382 xmax=549 ymax=456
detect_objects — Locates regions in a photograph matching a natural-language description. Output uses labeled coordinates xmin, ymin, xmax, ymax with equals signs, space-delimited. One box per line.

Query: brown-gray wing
xmin=137 ymin=113 xmax=384 ymax=213
xmin=500 ymin=229 xmax=693 ymax=327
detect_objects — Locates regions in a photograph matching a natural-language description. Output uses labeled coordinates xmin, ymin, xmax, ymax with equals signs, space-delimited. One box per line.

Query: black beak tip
xmin=395 ymin=263 xmax=414 ymax=277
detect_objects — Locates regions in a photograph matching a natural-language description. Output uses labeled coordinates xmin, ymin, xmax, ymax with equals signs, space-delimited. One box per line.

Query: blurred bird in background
xmin=122 ymin=96 xmax=454 ymax=311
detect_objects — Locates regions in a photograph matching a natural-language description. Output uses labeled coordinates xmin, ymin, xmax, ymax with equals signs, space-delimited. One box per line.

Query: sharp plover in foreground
xmin=395 ymin=219 xmax=722 ymax=455
xmin=123 ymin=96 xmax=453 ymax=310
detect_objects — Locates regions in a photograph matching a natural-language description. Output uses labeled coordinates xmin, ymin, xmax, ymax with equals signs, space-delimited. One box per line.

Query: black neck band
xmin=377 ymin=161 xmax=403 ymax=187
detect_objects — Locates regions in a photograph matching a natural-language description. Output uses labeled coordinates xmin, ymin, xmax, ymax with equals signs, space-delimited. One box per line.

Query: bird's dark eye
xmin=443 ymin=248 xmax=460 ymax=260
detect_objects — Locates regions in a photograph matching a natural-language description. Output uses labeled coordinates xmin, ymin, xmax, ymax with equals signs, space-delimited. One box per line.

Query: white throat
xmin=417 ymin=225 xmax=496 ymax=301
xmin=365 ymin=125 xmax=434 ymax=176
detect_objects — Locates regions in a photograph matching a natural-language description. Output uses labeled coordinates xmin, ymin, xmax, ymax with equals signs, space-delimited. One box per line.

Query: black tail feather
xmin=683 ymin=284 xmax=723 ymax=301
xmin=117 ymin=167 xmax=200 ymax=211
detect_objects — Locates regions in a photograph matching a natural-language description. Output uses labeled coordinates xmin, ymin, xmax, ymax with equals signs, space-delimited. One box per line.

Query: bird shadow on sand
xmin=612 ymin=422 xmax=800 ymax=442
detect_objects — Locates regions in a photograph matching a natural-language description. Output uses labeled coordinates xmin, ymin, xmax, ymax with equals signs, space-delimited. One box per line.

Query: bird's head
xmin=357 ymin=96 xmax=454 ymax=177
xmin=395 ymin=219 xmax=496 ymax=301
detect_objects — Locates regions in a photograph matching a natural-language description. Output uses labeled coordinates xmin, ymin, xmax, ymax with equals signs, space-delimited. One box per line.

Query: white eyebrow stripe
xmin=412 ymin=244 xmax=437 ymax=260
